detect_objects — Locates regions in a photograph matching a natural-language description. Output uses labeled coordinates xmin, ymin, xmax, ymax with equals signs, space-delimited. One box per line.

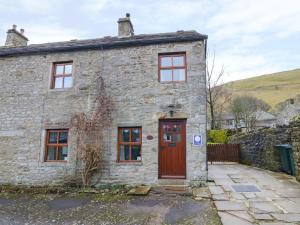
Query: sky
xmin=0 ymin=0 xmax=299 ymax=82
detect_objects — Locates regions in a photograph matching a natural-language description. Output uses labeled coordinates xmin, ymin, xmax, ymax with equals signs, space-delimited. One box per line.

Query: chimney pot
xmin=5 ymin=24 xmax=28 ymax=47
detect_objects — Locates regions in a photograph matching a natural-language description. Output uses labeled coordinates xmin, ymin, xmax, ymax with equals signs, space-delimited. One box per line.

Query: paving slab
xmin=259 ymin=223 xmax=297 ymax=225
xmin=271 ymin=213 xmax=300 ymax=222
xmin=215 ymin=201 xmax=247 ymax=211
xmin=273 ymin=199 xmax=300 ymax=213
xmin=208 ymin=186 xmax=225 ymax=195
xmin=212 ymin=194 xmax=230 ymax=201
xmin=249 ymin=201 xmax=283 ymax=214
xmin=218 ymin=212 xmax=255 ymax=225
xmin=209 ymin=164 xmax=300 ymax=224
xmin=252 ymin=213 xmax=273 ymax=220
xmin=227 ymin=210 xmax=255 ymax=223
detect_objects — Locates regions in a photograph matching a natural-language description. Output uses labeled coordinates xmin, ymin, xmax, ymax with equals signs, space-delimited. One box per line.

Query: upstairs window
xmin=159 ymin=53 xmax=186 ymax=82
xmin=118 ymin=127 xmax=142 ymax=162
xmin=51 ymin=62 xmax=73 ymax=89
xmin=45 ymin=129 xmax=69 ymax=161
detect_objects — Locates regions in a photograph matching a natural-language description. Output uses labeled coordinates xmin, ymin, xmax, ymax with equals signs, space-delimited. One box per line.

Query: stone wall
xmin=291 ymin=121 xmax=300 ymax=182
xmin=0 ymin=41 xmax=207 ymax=186
xmin=230 ymin=126 xmax=291 ymax=171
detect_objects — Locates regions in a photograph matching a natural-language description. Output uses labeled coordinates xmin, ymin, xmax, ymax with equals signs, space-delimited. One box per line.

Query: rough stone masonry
xmin=0 ymin=15 xmax=208 ymax=186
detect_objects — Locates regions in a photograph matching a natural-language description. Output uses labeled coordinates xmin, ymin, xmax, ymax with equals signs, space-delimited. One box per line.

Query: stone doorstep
xmin=151 ymin=185 xmax=192 ymax=196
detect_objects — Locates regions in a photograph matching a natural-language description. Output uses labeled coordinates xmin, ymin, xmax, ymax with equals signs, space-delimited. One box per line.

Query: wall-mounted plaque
xmin=147 ymin=135 xmax=153 ymax=140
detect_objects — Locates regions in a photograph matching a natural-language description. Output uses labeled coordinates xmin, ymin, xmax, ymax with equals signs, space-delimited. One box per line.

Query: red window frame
xmin=45 ymin=129 xmax=69 ymax=162
xmin=51 ymin=62 xmax=73 ymax=89
xmin=118 ymin=127 xmax=142 ymax=162
xmin=158 ymin=53 xmax=187 ymax=82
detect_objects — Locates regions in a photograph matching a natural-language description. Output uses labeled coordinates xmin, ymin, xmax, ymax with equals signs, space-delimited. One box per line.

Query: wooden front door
xmin=159 ymin=120 xmax=186 ymax=179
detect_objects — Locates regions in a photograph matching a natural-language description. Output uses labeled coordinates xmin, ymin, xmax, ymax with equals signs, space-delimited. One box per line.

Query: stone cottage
xmin=0 ymin=14 xmax=208 ymax=186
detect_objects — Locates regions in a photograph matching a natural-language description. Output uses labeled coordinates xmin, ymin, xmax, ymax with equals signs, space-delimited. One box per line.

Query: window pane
xmin=120 ymin=145 xmax=130 ymax=160
xmin=58 ymin=146 xmax=68 ymax=160
xmin=131 ymin=145 xmax=141 ymax=160
xmin=48 ymin=132 xmax=58 ymax=143
xmin=131 ymin=128 xmax=140 ymax=142
xmin=173 ymin=69 xmax=185 ymax=81
xmin=65 ymin=64 xmax=72 ymax=74
xmin=173 ymin=56 xmax=184 ymax=66
xmin=161 ymin=57 xmax=172 ymax=67
xmin=55 ymin=65 xmax=64 ymax=75
xmin=64 ymin=77 xmax=73 ymax=88
xmin=59 ymin=132 xmax=68 ymax=143
xmin=54 ymin=77 xmax=63 ymax=88
xmin=160 ymin=70 xmax=172 ymax=82
xmin=121 ymin=129 xmax=130 ymax=142
xmin=47 ymin=147 xmax=56 ymax=160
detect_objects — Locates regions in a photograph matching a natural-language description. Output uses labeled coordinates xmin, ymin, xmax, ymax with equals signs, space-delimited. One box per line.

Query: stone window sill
xmin=39 ymin=161 xmax=69 ymax=167
xmin=115 ymin=161 xmax=143 ymax=166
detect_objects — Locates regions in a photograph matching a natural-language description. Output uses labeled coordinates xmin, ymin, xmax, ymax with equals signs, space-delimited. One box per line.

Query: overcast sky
xmin=0 ymin=0 xmax=299 ymax=82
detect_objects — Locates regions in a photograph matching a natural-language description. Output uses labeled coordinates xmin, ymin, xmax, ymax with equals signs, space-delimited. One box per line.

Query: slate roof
xmin=0 ymin=30 xmax=207 ymax=57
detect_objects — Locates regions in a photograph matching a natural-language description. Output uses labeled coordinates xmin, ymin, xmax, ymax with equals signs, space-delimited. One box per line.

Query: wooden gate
xmin=207 ymin=144 xmax=240 ymax=163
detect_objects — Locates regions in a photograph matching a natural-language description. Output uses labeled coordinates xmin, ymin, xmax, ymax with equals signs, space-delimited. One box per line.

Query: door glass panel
xmin=163 ymin=133 xmax=172 ymax=142
xmin=120 ymin=145 xmax=130 ymax=160
xmin=47 ymin=147 xmax=56 ymax=160
xmin=58 ymin=146 xmax=68 ymax=160
xmin=59 ymin=132 xmax=68 ymax=143
xmin=131 ymin=128 xmax=140 ymax=142
xmin=161 ymin=57 xmax=172 ymax=67
xmin=48 ymin=132 xmax=58 ymax=143
xmin=121 ymin=129 xmax=130 ymax=142
xmin=172 ymin=134 xmax=181 ymax=142
xmin=131 ymin=145 xmax=141 ymax=160
xmin=160 ymin=70 xmax=172 ymax=82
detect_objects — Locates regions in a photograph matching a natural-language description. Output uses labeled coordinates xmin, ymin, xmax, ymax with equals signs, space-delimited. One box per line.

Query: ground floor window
xmin=45 ymin=129 xmax=68 ymax=161
xmin=118 ymin=127 xmax=142 ymax=162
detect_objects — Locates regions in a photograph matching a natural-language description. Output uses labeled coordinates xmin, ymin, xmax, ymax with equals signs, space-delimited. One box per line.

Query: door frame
xmin=158 ymin=118 xmax=187 ymax=179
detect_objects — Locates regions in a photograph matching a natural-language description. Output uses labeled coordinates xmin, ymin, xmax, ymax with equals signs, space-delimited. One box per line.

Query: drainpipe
xmin=204 ymin=38 xmax=208 ymax=176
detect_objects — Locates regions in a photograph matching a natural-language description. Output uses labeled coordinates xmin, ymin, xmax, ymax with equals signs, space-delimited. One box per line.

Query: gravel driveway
xmin=0 ymin=191 xmax=221 ymax=225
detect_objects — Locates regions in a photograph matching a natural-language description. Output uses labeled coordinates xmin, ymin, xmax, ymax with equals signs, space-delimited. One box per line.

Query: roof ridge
xmin=0 ymin=31 xmax=207 ymax=57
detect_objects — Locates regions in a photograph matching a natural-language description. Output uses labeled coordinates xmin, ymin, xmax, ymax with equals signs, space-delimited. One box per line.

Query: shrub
xmin=208 ymin=130 xmax=228 ymax=143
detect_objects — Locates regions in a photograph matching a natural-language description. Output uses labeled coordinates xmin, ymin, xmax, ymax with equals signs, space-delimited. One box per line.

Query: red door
xmin=159 ymin=120 xmax=186 ymax=179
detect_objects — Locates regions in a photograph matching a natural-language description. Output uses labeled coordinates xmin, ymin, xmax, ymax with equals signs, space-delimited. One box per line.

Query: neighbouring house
xmin=277 ymin=102 xmax=300 ymax=125
xmin=215 ymin=110 xmax=276 ymax=130
xmin=0 ymin=14 xmax=208 ymax=186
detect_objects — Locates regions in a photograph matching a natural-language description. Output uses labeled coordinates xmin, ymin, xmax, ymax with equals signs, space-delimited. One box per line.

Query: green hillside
xmin=224 ymin=68 xmax=300 ymax=109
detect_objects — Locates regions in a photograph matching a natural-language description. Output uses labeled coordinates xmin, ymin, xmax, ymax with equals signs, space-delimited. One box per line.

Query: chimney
xmin=118 ymin=13 xmax=134 ymax=37
xmin=5 ymin=25 xmax=29 ymax=47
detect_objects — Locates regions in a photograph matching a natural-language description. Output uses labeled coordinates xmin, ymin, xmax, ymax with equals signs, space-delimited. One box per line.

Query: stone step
xmin=157 ymin=179 xmax=187 ymax=186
